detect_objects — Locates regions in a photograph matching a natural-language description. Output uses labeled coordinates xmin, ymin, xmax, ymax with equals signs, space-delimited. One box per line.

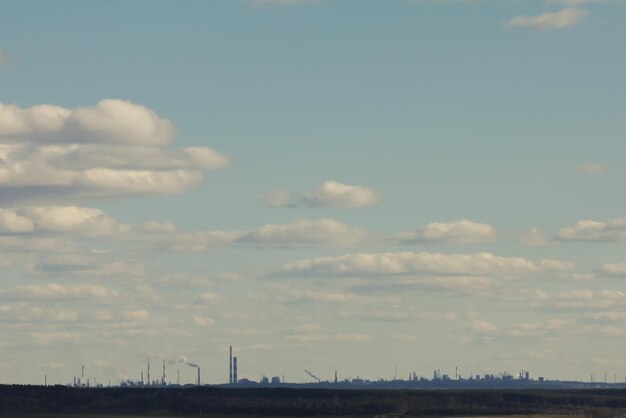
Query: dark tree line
xmin=1 ymin=385 xmax=626 ymax=416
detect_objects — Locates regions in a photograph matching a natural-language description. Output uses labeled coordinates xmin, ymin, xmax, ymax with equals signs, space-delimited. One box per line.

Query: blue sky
xmin=1 ymin=0 xmax=626 ymax=385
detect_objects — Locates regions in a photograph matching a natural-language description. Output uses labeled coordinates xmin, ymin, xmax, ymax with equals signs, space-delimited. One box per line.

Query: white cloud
xmin=31 ymin=332 xmax=80 ymax=347
xmin=27 ymin=252 xmax=145 ymax=279
xmin=285 ymin=323 xmax=372 ymax=343
xmin=339 ymin=310 xmax=411 ymax=322
xmin=261 ymin=180 xmax=381 ymax=209
xmin=505 ymin=8 xmax=588 ymax=30
xmin=237 ymin=218 xmax=367 ymax=247
xmin=0 ymin=305 xmax=79 ymax=323
xmin=281 ymin=289 xmax=359 ymax=303
xmin=397 ymin=220 xmax=495 ymax=244
xmin=468 ymin=319 xmax=499 ymax=334
xmin=0 ymin=206 xmax=125 ymax=236
xmin=199 ymin=292 xmax=220 ymax=303
xmin=390 ymin=334 xmax=417 ymax=341
xmin=0 ymin=100 xmax=172 ymax=145
xmin=291 ymin=324 xmax=324 ymax=334
xmin=158 ymin=219 xmax=369 ymax=251
xmin=281 ymin=251 xmax=570 ymax=277
xmin=597 ymin=263 xmax=626 ymax=277
xmin=519 ymin=227 xmax=553 ymax=247
xmin=0 ymin=236 xmax=77 ymax=254
xmin=577 ymin=163 xmax=607 ymax=173
xmin=286 ymin=333 xmax=373 ymax=343
xmin=584 ymin=311 xmax=626 ymax=323
xmin=192 ymin=317 xmax=215 ymax=327
xmin=123 ymin=309 xmax=151 ymax=321
xmin=0 ymin=100 xmax=230 ymax=203
xmin=556 ymin=218 xmax=626 ymax=242
xmin=508 ymin=319 xmax=575 ymax=338
xmin=6 ymin=283 xmax=119 ymax=300
xmin=554 ymin=289 xmax=626 ymax=309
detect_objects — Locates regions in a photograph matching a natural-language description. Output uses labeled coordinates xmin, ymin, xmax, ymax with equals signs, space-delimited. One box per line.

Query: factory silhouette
xmin=64 ymin=345 xmax=626 ymax=391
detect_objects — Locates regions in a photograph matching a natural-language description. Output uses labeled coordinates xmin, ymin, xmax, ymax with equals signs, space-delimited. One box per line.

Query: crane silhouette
xmin=304 ymin=369 xmax=321 ymax=383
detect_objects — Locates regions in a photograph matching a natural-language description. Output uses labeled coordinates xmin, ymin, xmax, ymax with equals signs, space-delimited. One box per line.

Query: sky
xmin=1 ymin=0 xmax=626 ymax=385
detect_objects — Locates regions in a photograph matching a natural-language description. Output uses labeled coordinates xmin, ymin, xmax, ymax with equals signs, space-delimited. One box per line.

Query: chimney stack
xmin=233 ymin=357 xmax=238 ymax=384
xmin=229 ymin=346 xmax=233 ymax=384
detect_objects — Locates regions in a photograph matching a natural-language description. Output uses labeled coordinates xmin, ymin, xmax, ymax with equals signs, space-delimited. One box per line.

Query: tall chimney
xmin=198 ymin=367 xmax=201 ymax=386
xmin=233 ymin=357 xmax=238 ymax=384
xmin=147 ymin=358 xmax=150 ymax=386
xmin=162 ymin=360 xmax=166 ymax=385
xmin=229 ymin=346 xmax=233 ymax=384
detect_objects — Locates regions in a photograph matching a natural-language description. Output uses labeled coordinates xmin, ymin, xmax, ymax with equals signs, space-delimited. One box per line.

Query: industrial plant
xmin=64 ymin=345 xmax=626 ymax=391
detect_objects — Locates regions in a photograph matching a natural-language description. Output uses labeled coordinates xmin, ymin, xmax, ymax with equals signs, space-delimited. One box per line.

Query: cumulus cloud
xmin=193 ymin=317 xmax=215 ymax=327
xmin=123 ymin=309 xmax=151 ymax=321
xmin=261 ymin=180 xmax=381 ymax=209
xmin=158 ymin=219 xmax=369 ymax=251
xmin=583 ymin=311 xmax=626 ymax=323
xmin=0 ymin=100 xmax=230 ymax=203
xmin=286 ymin=333 xmax=373 ymax=343
xmin=397 ymin=220 xmax=495 ymax=244
xmin=261 ymin=287 xmax=360 ymax=304
xmin=31 ymin=332 xmax=81 ymax=347
xmin=597 ymin=263 xmax=626 ymax=277
xmin=468 ymin=319 xmax=499 ymax=334
xmin=339 ymin=310 xmax=412 ymax=322
xmin=507 ymin=319 xmax=575 ymax=338
xmin=285 ymin=323 xmax=373 ymax=343
xmin=5 ymin=283 xmax=119 ymax=300
xmin=554 ymin=289 xmax=626 ymax=310
xmin=0 ymin=100 xmax=173 ymax=144
xmin=199 ymin=292 xmax=220 ymax=302
xmin=0 ymin=206 xmax=125 ymax=236
xmin=577 ymin=163 xmax=607 ymax=173
xmin=518 ymin=227 xmax=553 ymax=247
xmin=521 ymin=218 xmax=626 ymax=245
xmin=156 ymin=218 xmax=501 ymax=252
xmin=237 ymin=218 xmax=367 ymax=247
xmin=505 ymin=8 xmax=588 ymax=30
xmin=556 ymin=218 xmax=626 ymax=242
xmin=280 ymin=251 xmax=571 ymax=277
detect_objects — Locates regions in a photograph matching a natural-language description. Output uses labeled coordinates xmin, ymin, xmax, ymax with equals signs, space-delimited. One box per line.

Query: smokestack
xmin=198 ymin=367 xmax=201 ymax=386
xmin=147 ymin=358 xmax=150 ymax=386
xmin=162 ymin=360 xmax=167 ymax=385
xmin=229 ymin=346 xmax=233 ymax=384
xmin=233 ymin=357 xmax=238 ymax=384
xmin=82 ymin=365 xmax=84 ymax=380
